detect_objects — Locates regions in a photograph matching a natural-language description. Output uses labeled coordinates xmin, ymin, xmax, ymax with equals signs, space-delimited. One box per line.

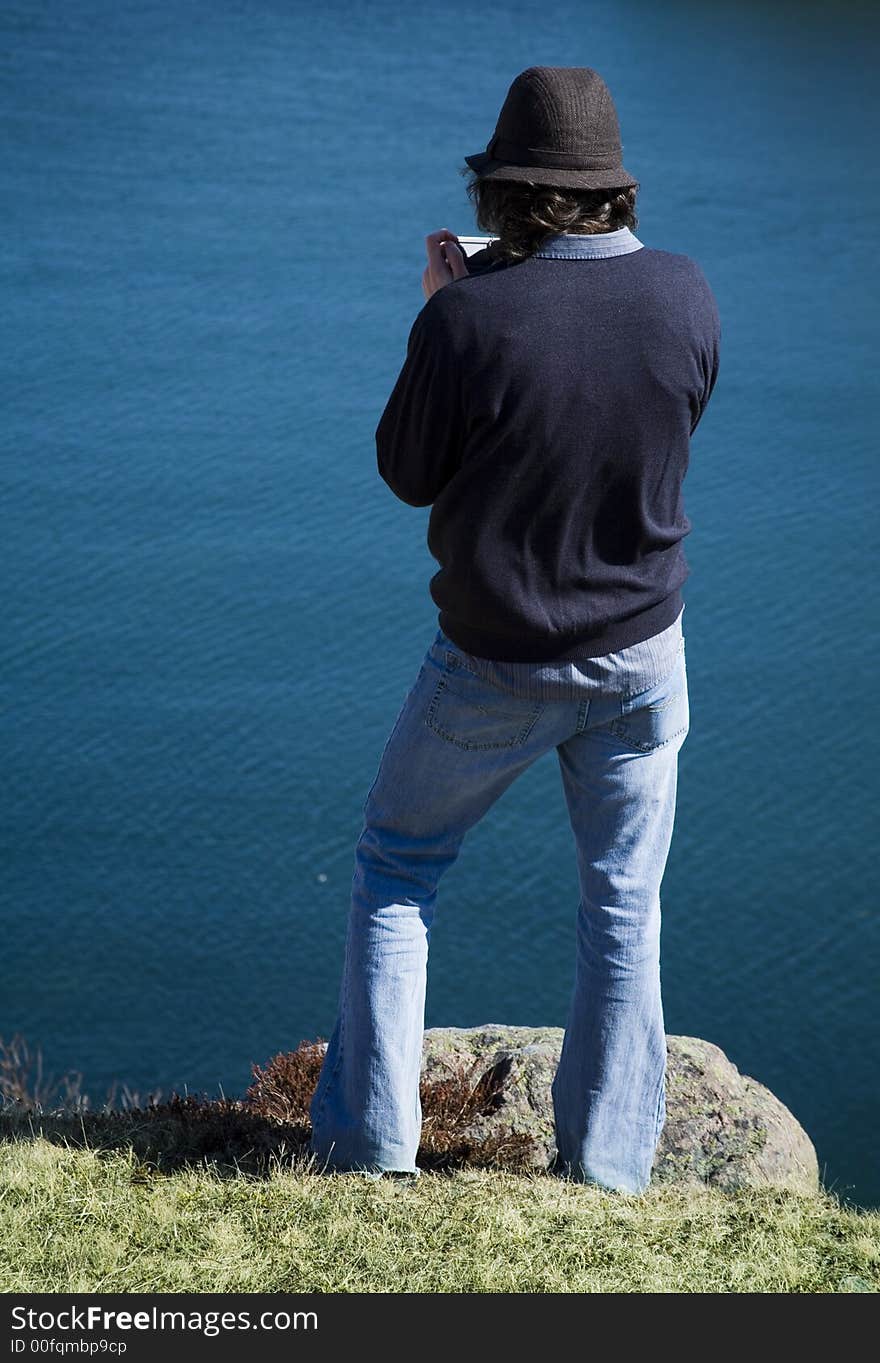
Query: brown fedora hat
xmin=465 ymin=66 xmax=638 ymax=189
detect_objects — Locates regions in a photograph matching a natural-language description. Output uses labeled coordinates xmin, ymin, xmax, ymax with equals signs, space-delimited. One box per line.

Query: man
xmin=309 ymin=66 xmax=720 ymax=1194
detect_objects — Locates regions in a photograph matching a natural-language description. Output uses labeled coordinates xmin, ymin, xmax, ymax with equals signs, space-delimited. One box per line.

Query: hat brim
xmin=464 ymin=150 xmax=638 ymax=189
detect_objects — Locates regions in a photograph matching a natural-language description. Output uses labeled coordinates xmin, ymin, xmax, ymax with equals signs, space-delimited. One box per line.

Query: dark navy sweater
xmin=375 ymin=239 xmax=720 ymax=662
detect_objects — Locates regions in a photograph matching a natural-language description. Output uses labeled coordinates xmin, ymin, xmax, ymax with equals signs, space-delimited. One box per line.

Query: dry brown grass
xmin=246 ymin=1041 xmax=536 ymax=1171
xmin=0 ymin=1033 xmax=87 ymax=1111
xmin=0 ymin=1035 xmax=535 ymax=1177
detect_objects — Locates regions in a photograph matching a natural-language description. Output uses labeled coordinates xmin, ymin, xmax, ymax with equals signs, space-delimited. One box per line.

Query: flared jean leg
xmin=551 ymin=648 xmax=689 ymax=1194
xmin=308 ymin=634 xmax=551 ymax=1175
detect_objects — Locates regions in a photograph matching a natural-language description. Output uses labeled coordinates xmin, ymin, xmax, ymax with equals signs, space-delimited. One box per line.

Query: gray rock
xmin=421 ymin=1025 xmax=819 ymax=1194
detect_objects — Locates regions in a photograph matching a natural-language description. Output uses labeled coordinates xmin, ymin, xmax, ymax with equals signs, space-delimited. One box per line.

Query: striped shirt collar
xmin=533 ymin=225 xmax=644 ymax=259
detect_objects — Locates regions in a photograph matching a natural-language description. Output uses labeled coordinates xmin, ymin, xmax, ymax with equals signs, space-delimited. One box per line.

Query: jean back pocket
xmin=610 ymin=645 xmax=689 ymax=753
xmin=426 ymin=651 xmax=544 ymax=751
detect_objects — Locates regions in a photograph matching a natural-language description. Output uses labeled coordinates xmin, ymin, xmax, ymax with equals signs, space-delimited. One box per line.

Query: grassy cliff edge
xmin=1 ymin=1137 xmax=877 ymax=1294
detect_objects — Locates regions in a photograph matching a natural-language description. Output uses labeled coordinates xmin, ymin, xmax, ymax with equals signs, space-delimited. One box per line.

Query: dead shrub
xmin=245 ymin=1040 xmax=536 ymax=1171
xmin=0 ymin=1035 xmax=538 ymax=1176
xmin=245 ymin=1039 xmax=327 ymax=1124
xmin=418 ymin=1055 xmax=537 ymax=1172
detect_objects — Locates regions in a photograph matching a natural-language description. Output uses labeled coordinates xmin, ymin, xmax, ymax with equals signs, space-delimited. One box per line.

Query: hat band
xmin=489 ymin=134 xmax=624 ymax=171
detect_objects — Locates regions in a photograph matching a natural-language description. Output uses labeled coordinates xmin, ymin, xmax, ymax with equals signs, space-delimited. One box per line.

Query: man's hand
xmin=422 ymin=229 xmax=469 ymax=301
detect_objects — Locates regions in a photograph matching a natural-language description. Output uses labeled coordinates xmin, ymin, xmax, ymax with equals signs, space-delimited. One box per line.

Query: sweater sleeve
xmin=375 ymin=301 xmax=464 ymax=507
xmin=690 ymin=280 xmax=721 ymax=437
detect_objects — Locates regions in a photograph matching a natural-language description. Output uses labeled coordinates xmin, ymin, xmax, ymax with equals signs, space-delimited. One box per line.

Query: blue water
xmin=2 ymin=0 xmax=878 ymax=1205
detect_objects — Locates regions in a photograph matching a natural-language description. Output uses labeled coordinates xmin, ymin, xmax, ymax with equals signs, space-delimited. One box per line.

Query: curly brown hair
xmin=460 ymin=166 xmax=639 ymax=263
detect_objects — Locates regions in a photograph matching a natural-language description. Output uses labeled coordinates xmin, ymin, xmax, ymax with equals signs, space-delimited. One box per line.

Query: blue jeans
xmin=309 ymin=609 xmax=689 ymax=1193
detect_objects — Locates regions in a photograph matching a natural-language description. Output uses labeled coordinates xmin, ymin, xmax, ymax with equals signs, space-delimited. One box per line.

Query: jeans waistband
xmin=436 ymin=607 xmax=684 ymax=703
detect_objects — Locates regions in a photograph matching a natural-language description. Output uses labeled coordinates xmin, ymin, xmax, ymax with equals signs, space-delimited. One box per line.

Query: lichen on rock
xmin=420 ymin=1025 xmax=819 ymax=1194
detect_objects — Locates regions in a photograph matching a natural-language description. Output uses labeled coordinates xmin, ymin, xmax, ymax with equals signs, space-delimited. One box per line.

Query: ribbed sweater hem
xmin=437 ymin=589 xmax=684 ymax=663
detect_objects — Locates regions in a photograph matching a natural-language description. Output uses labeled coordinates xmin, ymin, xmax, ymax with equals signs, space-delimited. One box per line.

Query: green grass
xmin=1 ymin=1137 xmax=878 ymax=1293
